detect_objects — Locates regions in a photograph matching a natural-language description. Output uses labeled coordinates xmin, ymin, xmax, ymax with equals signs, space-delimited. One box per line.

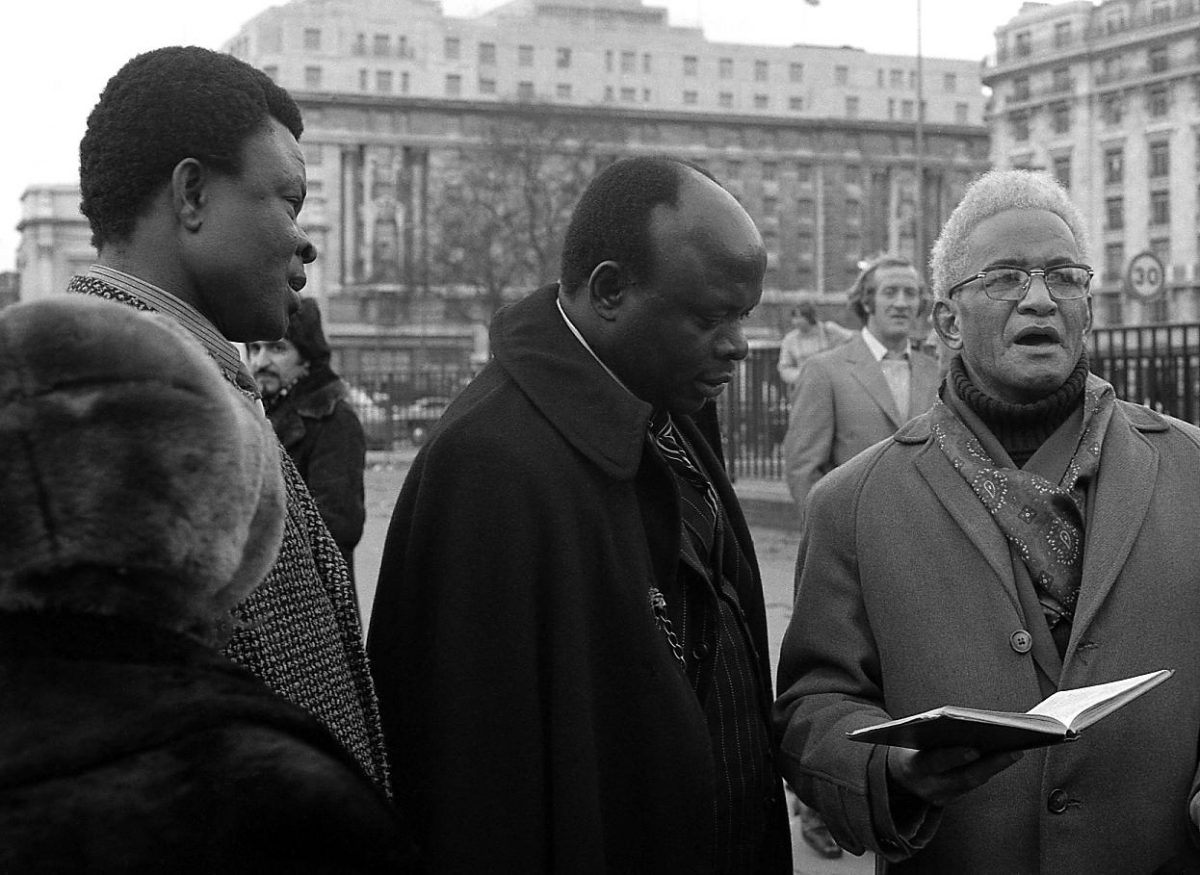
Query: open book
xmin=846 ymin=669 xmax=1173 ymax=752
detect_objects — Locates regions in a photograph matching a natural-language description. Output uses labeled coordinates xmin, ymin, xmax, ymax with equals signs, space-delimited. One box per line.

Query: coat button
xmin=692 ymin=642 xmax=710 ymax=660
xmin=1010 ymin=629 xmax=1033 ymax=654
xmin=1047 ymin=788 xmax=1069 ymax=814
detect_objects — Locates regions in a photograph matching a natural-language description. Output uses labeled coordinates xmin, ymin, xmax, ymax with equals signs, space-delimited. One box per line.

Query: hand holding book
xmin=849 ymin=669 xmax=1174 ymax=753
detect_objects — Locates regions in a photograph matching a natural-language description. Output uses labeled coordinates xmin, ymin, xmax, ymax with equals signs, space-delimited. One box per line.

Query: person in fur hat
xmin=0 ymin=296 xmax=416 ymax=873
xmin=249 ymin=298 xmax=366 ymax=573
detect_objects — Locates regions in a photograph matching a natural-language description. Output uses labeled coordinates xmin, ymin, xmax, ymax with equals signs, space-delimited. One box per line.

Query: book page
xmin=1026 ymin=670 xmax=1172 ymax=730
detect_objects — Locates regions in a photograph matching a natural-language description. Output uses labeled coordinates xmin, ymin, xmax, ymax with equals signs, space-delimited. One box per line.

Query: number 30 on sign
xmin=1126 ymin=251 xmax=1165 ymax=300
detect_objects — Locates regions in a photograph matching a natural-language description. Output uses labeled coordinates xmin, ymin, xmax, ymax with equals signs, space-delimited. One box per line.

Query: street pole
xmin=914 ymin=0 xmax=925 ymax=272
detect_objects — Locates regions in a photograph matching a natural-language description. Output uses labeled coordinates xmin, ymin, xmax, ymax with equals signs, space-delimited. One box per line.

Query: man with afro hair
xmin=68 ymin=46 xmax=390 ymax=794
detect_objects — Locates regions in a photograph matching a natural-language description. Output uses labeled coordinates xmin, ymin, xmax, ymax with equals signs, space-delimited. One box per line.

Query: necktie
xmin=651 ymin=415 xmax=719 ymax=563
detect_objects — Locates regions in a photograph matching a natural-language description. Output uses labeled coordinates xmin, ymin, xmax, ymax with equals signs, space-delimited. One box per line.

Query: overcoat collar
xmin=490 ymin=285 xmax=653 ymax=481
xmin=899 ymin=375 xmax=1166 ymax=677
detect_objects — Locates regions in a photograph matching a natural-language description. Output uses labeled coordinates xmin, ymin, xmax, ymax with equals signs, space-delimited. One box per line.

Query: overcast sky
xmin=1 ymin=0 xmax=1034 ymax=272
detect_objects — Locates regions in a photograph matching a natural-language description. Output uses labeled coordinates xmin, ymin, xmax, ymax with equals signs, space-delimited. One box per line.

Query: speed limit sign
xmin=1126 ymin=251 xmax=1165 ymax=299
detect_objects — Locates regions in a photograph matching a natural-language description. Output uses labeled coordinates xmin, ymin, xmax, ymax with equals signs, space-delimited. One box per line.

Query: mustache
xmin=253 ymin=368 xmax=280 ymax=380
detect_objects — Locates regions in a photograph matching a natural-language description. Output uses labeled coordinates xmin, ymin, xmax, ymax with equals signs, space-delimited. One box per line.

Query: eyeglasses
xmin=947 ymin=264 xmax=1094 ymax=301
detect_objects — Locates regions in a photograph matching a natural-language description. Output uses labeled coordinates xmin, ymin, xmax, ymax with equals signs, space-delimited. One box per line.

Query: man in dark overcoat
xmin=369 ymin=156 xmax=792 ymax=873
xmin=250 ymin=298 xmax=367 ymax=572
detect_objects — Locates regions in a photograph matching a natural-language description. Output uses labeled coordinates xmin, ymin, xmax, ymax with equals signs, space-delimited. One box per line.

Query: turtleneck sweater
xmin=950 ymin=352 xmax=1090 ymax=467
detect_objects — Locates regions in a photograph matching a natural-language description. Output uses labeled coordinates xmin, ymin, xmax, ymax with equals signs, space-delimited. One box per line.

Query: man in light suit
xmin=782 ymin=255 xmax=940 ymax=520
xmin=773 ymin=169 xmax=1200 ymax=872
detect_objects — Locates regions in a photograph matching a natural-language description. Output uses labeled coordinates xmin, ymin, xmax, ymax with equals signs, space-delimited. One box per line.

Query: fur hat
xmin=0 ymin=296 xmax=285 ymax=639
xmin=285 ymin=297 xmax=331 ymax=364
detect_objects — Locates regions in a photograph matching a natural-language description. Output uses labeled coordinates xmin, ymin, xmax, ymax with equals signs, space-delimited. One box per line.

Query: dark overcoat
xmin=774 ymin=381 xmax=1200 ymax=873
xmin=0 ymin=611 xmax=417 ymax=874
xmin=368 ymin=285 xmax=790 ymax=873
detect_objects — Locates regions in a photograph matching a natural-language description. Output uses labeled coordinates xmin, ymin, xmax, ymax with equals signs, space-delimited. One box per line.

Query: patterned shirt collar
xmin=84 ymin=265 xmax=250 ymax=388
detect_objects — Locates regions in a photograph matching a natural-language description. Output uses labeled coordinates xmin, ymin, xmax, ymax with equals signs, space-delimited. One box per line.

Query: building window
xmin=846 ymin=96 xmax=860 ymax=118
xmin=754 ymin=94 xmax=769 ymax=109
xmin=604 ymin=86 xmax=613 ymax=102
xmin=955 ymin=102 xmax=969 ymax=124
xmin=763 ymin=195 xmax=779 ymax=216
xmin=479 ymin=77 xmax=496 ymax=95
xmin=1053 ymin=21 xmax=1071 ymax=48
xmin=789 ymin=96 xmax=804 ymax=111
xmin=444 ymin=37 xmax=460 ymax=60
xmin=1148 ymin=85 xmax=1169 ymax=117
xmin=620 ymin=86 xmax=636 ymax=102
xmin=1012 ymin=112 xmax=1029 ymax=141
xmin=1151 ymin=0 xmax=1171 ymax=23
xmin=943 ymin=72 xmax=957 ymax=92
xmin=890 ymin=69 xmax=905 ymax=88
xmin=762 ymin=161 xmax=778 ymax=181
xmin=1105 ymin=196 xmax=1124 ymax=229
xmin=796 ymin=164 xmax=812 ymax=183
xmin=643 ymin=53 xmax=652 ymax=74
xmin=642 ymin=88 xmax=651 ymax=102
xmin=445 ymin=74 xmax=462 ymax=97
xmin=1151 ymin=237 xmax=1171 ymax=269
xmin=835 ymin=65 xmax=849 ymax=85
xmin=1013 ymin=76 xmax=1030 ymax=101
xmin=400 ymin=71 xmax=409 ymax=93
xmin=1051 ymin=67 xmax=1071 ymax=93
xmin=901 ymin=99 xmax=914 ymax=120
xmin=719 ymin=58 xmax=733 ymax=79
xmin=719 ymin=91 xmax=733 ymax=108
xmin=1101 ymin=93 xmax=1123 ymax=125
xmin=518 ymin=81 xmax=535 ymax=100
xmin=1104 ymin=242 xmax=1125 ymax=282
xmin=789 ymin=62 xmax=803 ymax=82
xmin=1151 ymin=190 xmax=1170 ymax=225
xmin=1052 ymin=155 xmax=1071 ymax=189
xmin=1104 ymin=147 xmax=1124 ymax=184
xmin=605 ymin=50 xmax=613 ymax=72
xmin=556 ymin=47 xmax=571 ymax=69
xmin=1015 ymin=31 xmax=1031 ymax=57
xmin=519 ymin=45 xmax=534 ymax=66
xmin=304 ymin=66 xmax=322 ymax=89
xmin=556 ymin=83 xmax=572 ymax=99
xmin=845 ymin=198 xmax=862 ymax=224
xmin=479 ymin=42 xmax=496 ymax=65
xmin=398 ymin=35 xmax=410 ymax=59
xmin=876 ymin=68 xmax=885 ymax=87
xmin=376 ymin=70 xmax=393 ymax=93
xmin=755 ymin=60 xmax=769 ymax=81
xmin=354 ymin=33 xmax=366 ymax=56
xmin=1101 ymin=294 xmax=1123 ymax=325
xmin=888 ymin=98 xmax=896 ymax=119
xmin=684 ymin=55 xmax=698 ymax=76
xmin=1149 ymin=45 xmax=1168 ymax=73
xmin=1150 ymin=141 xmax=1170 ymax=178
xmin=621 ymin=51 xmax=635 ymax=73
xmin=304 ymin=28 xmax=321 ymax=50
xmin=358 ymin=68 xmax=368 ymax=90
xmin=1051 ymin=102 xmax=1071 ymax=134
xmin=373 ymin=34 xmax=390 ymax=56
xmin=683 ymin=90 xmax=698 ymax=105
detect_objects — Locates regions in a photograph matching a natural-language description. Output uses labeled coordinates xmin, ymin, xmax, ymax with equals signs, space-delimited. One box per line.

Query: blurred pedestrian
xmin=782 ymin=254 xmax=939 ymax=523
xmin=369 ymin=156 xmax=791 ymax=873
xmin=67 ymin=46 xmax=388 ymax=791
xmin=0 ymin=297 xmax=416 ymax=873
xmin=250 ymin=298 xmax=366 ymax=574
xmin=776 ymin=300 xmax=853 ymax=398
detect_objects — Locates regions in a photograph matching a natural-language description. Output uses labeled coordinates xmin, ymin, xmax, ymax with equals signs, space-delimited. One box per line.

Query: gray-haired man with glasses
xmin=774 ymin=169 xmax=1200 ymax=872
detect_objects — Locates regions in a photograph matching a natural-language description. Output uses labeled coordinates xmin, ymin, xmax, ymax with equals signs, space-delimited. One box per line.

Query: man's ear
xmin=587 ymin=260 xmax=627 ymax=322
xmin=171 ymin=158 xmax=208 ymax=233
xmin=931 ymin=298 xmax=963 ymax=350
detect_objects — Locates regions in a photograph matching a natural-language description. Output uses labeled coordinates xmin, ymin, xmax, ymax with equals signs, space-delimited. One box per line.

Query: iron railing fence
xmin=339 ymin=323 xmax=1200 ymax=468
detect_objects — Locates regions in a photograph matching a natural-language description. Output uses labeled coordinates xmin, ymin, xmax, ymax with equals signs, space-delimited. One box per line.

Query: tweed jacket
xmin=267 ymin=369 xmax=366 ymax=566
xmin=67 ymin=274 xmax=389 ymax=792
xmin=783 ymin=333 xmax=940 ymax=513
xmin=368 ymin=284 xmax=790 ymax=874
xmin=774 ymin=378 xmax=1200 ymax=873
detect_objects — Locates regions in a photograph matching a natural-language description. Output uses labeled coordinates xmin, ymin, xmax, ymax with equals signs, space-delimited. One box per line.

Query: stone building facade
xmin=984 ymin=0 xmax=1200 ymax=326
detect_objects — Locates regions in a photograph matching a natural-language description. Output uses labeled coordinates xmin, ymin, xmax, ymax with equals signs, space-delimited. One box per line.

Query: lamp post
xmin=914 ymin=0 xmax=925 ymax=270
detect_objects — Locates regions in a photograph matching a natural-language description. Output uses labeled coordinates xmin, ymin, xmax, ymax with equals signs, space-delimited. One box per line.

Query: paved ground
xmin=354 ymin=452 xmax=874 ymax=874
